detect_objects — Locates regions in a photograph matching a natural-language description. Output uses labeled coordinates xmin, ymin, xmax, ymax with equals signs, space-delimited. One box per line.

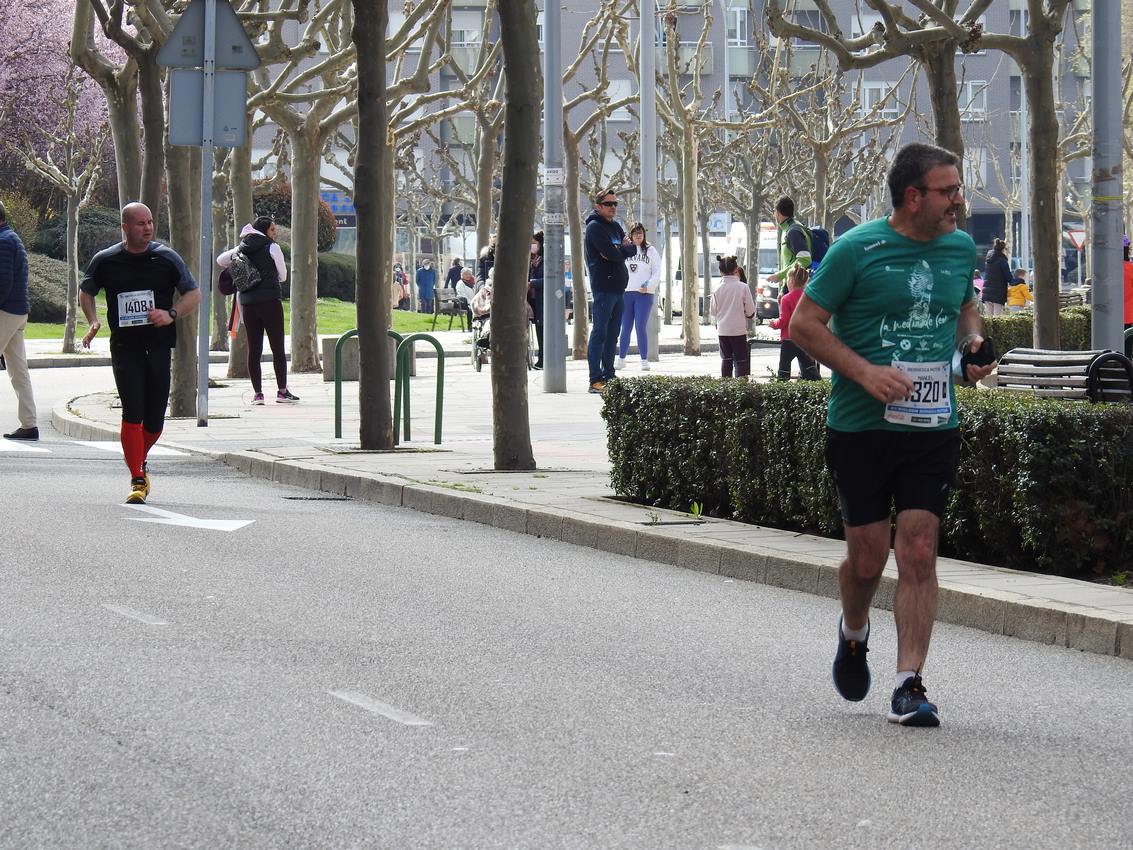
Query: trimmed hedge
xmin=603 ymin=377 xmax=1133 ymax=577
xmin=272 ymin=247 xmax=355 ymax=301
xmin=983 ymin=306 xmax=1091 ymax=352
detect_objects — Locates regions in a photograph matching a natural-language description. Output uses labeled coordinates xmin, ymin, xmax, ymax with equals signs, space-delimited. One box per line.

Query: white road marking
xmin=73 ymin=440 xmax=188 ymax=457
xmin=718 ymin=845 xmax=765 ymax=850
xmin=102 ymin=604 xmax=169 ymax=626
xmin=328 ymin=690 xmax=434 ymax=726
xmin=653 ymin=751 xmax=676 ymax=757
xmin=123 ymin=505 xmax=253 ymax=531
xmin=0 ymin=439 xmax=50 ymax=453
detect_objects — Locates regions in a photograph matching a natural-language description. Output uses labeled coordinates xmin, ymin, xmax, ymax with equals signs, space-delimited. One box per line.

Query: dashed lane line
xmin=328 ymin=690 xmax=434 ymax=726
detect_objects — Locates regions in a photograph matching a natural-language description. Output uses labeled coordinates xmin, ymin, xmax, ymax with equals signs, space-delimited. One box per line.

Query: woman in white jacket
xmin=616 ymin=222 xmax=662 ymax=370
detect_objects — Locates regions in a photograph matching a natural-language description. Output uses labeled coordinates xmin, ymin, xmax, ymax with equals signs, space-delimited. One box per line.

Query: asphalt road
xmin=2 ymin=372 xmax=1133 ymax=849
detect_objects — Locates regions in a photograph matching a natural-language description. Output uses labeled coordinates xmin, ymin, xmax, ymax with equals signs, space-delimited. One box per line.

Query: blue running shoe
xmin=887 ymin=675 xmax=940 ymax=727
xmin=832 ymin=617 xmax=871 ymax=701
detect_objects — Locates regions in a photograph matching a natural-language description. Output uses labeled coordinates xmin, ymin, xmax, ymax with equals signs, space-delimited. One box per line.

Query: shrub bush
xmin=252 ymin=178 xmax=337 ymax=251
xmin=27 ymin=252 xmax=69 ymax=322
xmin=603 ymin=377 xmax=1133 ymax=578
xmin=2 ymin=191 xmax=41 ymax=248
xmin=983 ymin=307 xmax=1092 ymax=353
xmin=317 ymin=251 xmax=356 ymax=301
xmin=31 ymin=205 xmax=122 ymax=268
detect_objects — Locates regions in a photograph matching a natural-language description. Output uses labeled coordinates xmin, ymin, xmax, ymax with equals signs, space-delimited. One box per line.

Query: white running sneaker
xmin=615 ymin=357 xmax=627 ymax=370
xmin=640 ymin=360 xmax=651 ymax=371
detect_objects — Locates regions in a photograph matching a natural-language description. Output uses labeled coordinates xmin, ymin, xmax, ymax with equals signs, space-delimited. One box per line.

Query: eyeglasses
xmin=917 ymin=184 xmax=964 ymax=202
xmin=598 ymin=200 xmax=618 ymax=208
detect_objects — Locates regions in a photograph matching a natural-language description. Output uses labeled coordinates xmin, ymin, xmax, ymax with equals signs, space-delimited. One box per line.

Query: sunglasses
xmin=598 ymin=200 xmax=618 ymax=208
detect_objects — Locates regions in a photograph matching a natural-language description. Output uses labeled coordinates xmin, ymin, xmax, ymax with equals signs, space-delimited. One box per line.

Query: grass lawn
xmin=24 ymin=299 xmax=444 ymax=339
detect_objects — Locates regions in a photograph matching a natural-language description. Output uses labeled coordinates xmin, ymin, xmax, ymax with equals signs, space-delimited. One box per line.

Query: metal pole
xmin=1091 ymin=1 xmax=1123 ymax=351
xmin=642 ymin=0 xmax=660 ymax=361
xmin=196 ymin=0 xmax=217 ymax=427
xmin=1019 ymin=81 xmax=1031 ymax=276
xmin=542 ymin=0 xmax=567 ymax=391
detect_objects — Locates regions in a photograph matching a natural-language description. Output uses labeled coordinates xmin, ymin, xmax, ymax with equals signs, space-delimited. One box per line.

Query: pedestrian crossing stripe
xmin=0 ymin=439 xmax=50 ymax=453
xmin=71 ymin=441 xmax=189 ymax=457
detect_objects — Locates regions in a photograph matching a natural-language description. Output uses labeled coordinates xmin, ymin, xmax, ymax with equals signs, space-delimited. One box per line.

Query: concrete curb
xmin=48 ymin=402 xmax=1133 ymax=661
xmin=214 ymin=449 xmax=1132 ymax=661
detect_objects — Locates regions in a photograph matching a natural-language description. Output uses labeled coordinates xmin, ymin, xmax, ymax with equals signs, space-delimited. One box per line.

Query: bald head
xmin=121 ymin=203 xmax=154 ymax=252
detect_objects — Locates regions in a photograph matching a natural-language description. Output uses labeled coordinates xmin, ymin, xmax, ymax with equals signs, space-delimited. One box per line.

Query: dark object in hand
xmin=961 ymin=337 xmax=996 ymax=379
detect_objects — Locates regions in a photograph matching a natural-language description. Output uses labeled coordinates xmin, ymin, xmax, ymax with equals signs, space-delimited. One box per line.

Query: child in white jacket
xmin=616 ymin=222 xmax=662 ymax=370
xmin=710 ymin=255 xmax=755 ymax=377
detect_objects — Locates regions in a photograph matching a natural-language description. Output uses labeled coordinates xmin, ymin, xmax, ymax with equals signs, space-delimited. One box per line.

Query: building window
xmin=958 ymin=80 xmax=988 ymax=120
xmin=451 ymin=11 xmax=482 ymax=47
xmin=857 ymin=81 xmax=900 ymax=120
xmin=792 ymin=10 xmax=825 ymax=47
xmin=727 ymin=8 xmax=749 ymax=46
xmin=536 ymin=11 xmax=544 ymax=46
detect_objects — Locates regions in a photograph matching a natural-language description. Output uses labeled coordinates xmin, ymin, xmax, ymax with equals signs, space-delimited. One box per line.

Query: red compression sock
xmin=120 ymin=422 xmax=145 ymax=478
xmin=143 ymin=428 xmax=161 ymax=456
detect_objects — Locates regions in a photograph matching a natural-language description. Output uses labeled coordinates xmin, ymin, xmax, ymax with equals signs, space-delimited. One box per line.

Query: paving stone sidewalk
xmin=49 ymin=336 xmax=1133 ymax=661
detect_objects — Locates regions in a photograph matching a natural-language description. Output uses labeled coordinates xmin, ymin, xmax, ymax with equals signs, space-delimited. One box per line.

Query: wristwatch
xmin=168 ymin=308 xmax=178 ymax=321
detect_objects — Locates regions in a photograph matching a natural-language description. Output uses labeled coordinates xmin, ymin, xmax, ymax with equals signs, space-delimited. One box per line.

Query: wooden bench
xmin=431 ymin=289 xmax=468 ymax=332
xmin=1058 ymin=291 xmax=1085 ymax=309
xmin=995 ymin=348 xmax=1133 ymax=402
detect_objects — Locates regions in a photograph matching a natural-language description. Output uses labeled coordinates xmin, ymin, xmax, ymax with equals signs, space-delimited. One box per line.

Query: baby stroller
xmin=471 ymin=313 xmax=491 ymax=372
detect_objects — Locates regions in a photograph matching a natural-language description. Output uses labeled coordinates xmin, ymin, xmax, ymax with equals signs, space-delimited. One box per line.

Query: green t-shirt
xmin=804 ymin=217 xmax=977 ymax=432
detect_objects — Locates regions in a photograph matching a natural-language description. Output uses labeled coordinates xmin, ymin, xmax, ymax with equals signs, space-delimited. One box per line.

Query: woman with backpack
xmin=216 ymin=217 xmax=298 ymax=405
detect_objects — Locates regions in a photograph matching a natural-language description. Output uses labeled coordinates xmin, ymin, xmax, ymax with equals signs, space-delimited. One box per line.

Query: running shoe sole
xmin=887 ymin=705 xmax=940 ymax=727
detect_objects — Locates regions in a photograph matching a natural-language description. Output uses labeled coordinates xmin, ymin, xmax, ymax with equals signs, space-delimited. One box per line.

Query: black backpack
xmin=229 ymin=249 xmax=262 ymax=293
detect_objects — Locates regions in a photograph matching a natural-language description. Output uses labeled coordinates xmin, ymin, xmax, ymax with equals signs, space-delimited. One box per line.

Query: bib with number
xmin=117 ymin=289 xmax=155 ymax=327
xmin=884 ymin=360 xmax=952 ymax=428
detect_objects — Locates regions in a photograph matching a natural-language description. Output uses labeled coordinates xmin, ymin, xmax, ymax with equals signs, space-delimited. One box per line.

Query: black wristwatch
xmin=168 ymin=308 xmax=178 ymax=321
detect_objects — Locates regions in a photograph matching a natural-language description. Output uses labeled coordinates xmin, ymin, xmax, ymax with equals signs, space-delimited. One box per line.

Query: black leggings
xmin=778 ymin=340 xmax=821 ymax=380
xmin=719 ymin=334 xmax=750 ymax=377
xmin=111 ymin=335 xmax=172 ymax=433
xmin=242 ymin=299 xmax=287 ymax=393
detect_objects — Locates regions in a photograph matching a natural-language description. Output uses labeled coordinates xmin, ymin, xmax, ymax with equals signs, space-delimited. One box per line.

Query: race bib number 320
xmin=884 ymin=360 xmax=952 ymax=428
xmin=117 ymin=289 xmax=155 ymax=327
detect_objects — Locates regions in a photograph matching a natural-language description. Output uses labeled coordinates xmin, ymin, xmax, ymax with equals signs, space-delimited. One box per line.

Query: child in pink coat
xmin=770 ymin=262 xmax=821 ymax=381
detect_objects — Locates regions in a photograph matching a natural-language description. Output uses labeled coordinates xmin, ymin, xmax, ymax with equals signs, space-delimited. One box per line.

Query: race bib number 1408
xmin=117 ymin=289 xmax=155 ymax=327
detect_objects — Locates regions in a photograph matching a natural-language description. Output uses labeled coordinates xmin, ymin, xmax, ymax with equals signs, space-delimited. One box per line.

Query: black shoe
xmin=3 ymin=426 xmax=39 ymax=441
xmin=887 ymin=675 xmax=940 ymax=727
xmin=831 ymin=617 xmax=871 ymax=702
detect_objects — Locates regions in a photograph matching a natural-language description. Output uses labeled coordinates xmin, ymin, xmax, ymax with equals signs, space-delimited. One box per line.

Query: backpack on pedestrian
xmin=789 ymin=222 xmax=830 ymax=267
xmin=229 ymin=249 xmax=262 ymax=293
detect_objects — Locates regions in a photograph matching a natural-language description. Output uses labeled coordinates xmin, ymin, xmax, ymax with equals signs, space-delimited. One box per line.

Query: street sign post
xmin=158 ymin=0 xmax=259 ymax=427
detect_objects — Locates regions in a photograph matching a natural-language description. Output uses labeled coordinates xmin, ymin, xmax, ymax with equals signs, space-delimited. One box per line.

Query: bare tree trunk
xmin=227 ymin=124 xmax=253 ymax=378
xmin=137 ymin=49 xmax=166 ymax=215
xmin=1026 ymin=47 xmax=1062 ymax=349
xmin=920 ymin=46 xmax=967 ymax=230
xmin=475 ymin=125 xmax=498 ymax=250
xmin=663 ymin=213 xmax=673 ymax=325
xmin=679 ymin=125 xmax=700 ymax=355
xmin=210 ymin=175 xmax=229 ymax=351
xmin=493 ymin=0 xmax=539 ymax=470
xmin=71 ymin=1 xmax=142 ymax=208
xmin=288 ymin=131 xmax=322 ymax=372
xmin=352 ymin=0 xmax=394 ymax=450
xmin=62 ymin=194 xmax=80 ymax=354
xmin=744 ymin=208 xmax=760 ymax=334
xmin=166 ymin=143 xmax=201 ymax=417
xmin=565 ymin=136 xmax=589 ymax=358
xmin=813 ymin=152 xmax=830 ymax=233
xmin=698 ymin=211 xmax=711 ymax=326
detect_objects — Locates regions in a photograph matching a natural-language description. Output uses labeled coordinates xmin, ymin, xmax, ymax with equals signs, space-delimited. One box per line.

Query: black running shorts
xmin=824 ymin=428 xmax=962 ymax=527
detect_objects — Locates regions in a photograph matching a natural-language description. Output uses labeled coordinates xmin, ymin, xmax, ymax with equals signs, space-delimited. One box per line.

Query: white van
xmin=662 ymin=222 xmax=754 ymax=317
xmin=661 ymin=222 xmax=781 ymax=318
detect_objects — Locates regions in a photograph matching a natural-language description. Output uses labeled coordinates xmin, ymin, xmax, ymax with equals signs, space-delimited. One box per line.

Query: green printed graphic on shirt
xmin=804 ymin=217 xmax=977 ymax=432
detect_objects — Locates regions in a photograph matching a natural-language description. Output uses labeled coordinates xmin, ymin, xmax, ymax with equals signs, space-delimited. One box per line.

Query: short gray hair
xmin=887 ymin=142 xmax=960 ymax=208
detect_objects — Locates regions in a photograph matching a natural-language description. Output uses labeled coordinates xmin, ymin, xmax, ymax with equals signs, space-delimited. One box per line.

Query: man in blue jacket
xmin=0 ymin=201 xmax=38 ymax=441
xmin=584 ymin=188 xmax=635 ymax=393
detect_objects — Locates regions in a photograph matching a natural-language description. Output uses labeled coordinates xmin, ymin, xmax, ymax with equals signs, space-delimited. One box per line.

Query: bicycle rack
xmin=333 ymin=328 xmax=406 ymax=439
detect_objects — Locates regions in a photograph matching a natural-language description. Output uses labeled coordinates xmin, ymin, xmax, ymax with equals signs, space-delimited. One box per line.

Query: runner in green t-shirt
xmin=790 ymin=142 xmax=997 ymax=728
